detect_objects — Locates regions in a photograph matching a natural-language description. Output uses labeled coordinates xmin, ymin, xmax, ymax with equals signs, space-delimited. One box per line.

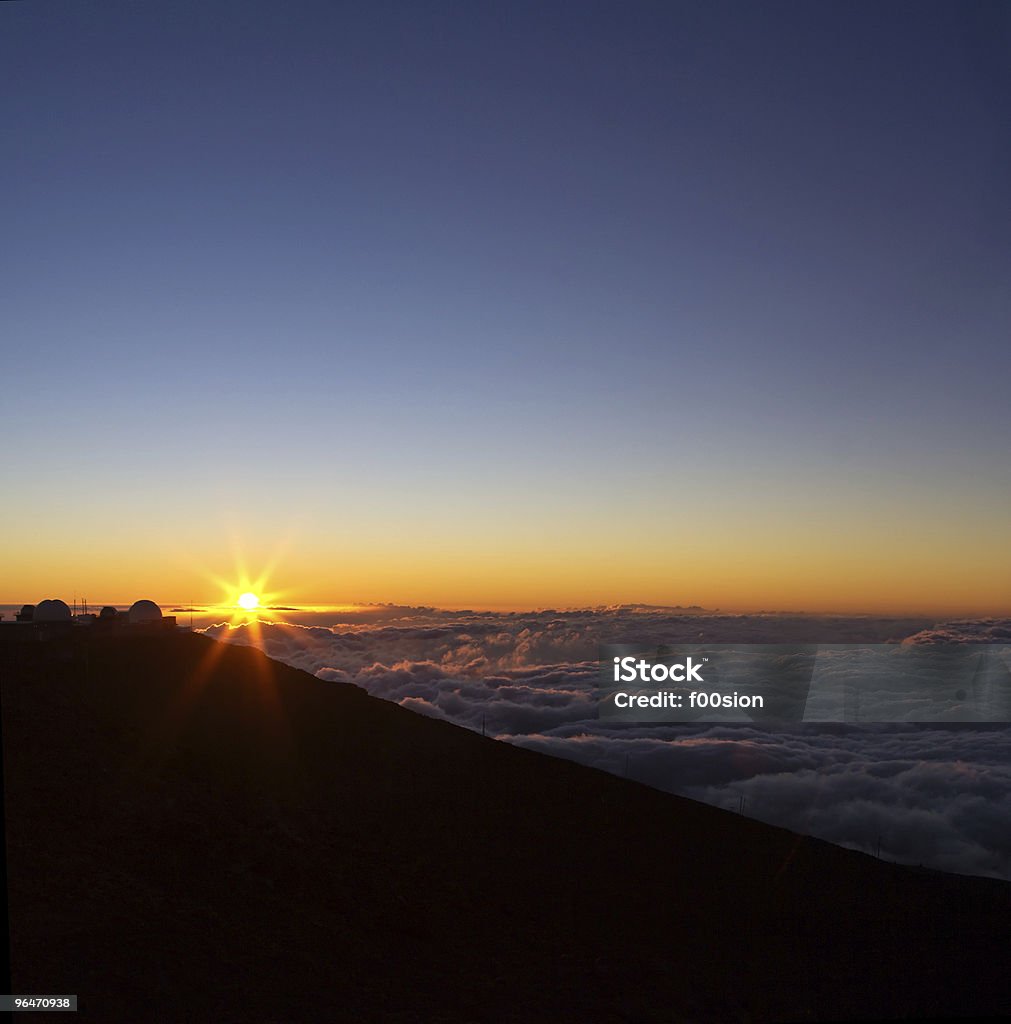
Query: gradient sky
xmin=3 ymin=1 xmax=1009 ymax=613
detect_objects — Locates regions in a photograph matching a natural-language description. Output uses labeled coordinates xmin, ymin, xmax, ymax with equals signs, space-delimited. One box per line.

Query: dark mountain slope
xmin=3 ymin=632 xmax=1008 ymax=1022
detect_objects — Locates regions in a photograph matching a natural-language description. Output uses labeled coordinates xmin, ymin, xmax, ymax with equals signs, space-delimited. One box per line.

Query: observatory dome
xmin=128 ymin=599 xmax=162 ymax=624
xmin=34 ymin=599 xmax=71 ymax=622
xmin=99 ymin=606 xmax=118 ymax=620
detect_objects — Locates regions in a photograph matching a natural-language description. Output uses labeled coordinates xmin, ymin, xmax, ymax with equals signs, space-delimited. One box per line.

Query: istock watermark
xmin=611 ymin=655 xmax=706 ymax=684
xmin=598 ymin=643 xmax=1011 ymax=724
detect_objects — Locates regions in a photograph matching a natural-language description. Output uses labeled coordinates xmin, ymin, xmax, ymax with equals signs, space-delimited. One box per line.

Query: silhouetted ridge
xmin=4 ymin=632 xmax=1009 ymax=1022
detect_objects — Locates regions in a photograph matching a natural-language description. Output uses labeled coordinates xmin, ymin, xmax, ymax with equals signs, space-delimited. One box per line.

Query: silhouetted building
xmin=2 ymin=597 xmax=177 ymax=642
xmin=34 ymin=599 xmax=71 ymax=622
xmin=128 ymin=599 xmax=163 ymax=624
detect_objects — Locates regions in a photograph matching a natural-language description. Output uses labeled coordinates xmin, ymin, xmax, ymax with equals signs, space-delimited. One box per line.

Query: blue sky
xmin=3 ymin=1 xmax=1009 ymax=609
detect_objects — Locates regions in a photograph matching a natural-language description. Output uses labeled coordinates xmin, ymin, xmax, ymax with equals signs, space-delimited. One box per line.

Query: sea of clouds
xmin=201 ymin=607 xmax=1011 ymax=879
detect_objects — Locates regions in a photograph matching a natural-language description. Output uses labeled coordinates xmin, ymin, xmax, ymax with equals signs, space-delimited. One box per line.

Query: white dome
xmin=34 ymin=599 xmax=71 ymax=622
xmin=128 ymin=599 xmax=162 ymax=624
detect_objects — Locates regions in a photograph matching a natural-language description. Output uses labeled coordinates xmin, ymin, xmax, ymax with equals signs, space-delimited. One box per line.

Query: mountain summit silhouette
xmin=4 ymin=632 xmax=1008 ymax=1021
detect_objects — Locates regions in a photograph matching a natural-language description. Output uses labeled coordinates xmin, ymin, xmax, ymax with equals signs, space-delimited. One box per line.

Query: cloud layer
xmin=202 ymin=608 xmax=1011 ymax=879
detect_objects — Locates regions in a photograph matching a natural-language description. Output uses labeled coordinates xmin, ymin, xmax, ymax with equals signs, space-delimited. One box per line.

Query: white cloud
xmin=202 ymin=609 xmax=1011 ymax=879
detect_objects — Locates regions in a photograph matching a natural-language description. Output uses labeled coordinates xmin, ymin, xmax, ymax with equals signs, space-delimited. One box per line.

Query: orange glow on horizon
xmin=2 ymin=517 xmax=1009 ymax=619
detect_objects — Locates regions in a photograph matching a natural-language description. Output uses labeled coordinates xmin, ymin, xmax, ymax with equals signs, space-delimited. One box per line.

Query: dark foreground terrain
xmin=2 ymin=632 xmax=1009 ymax=1022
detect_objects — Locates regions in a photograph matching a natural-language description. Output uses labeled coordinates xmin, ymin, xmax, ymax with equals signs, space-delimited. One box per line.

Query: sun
xmin=201 ymin=552 xmax=292 ymax=629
